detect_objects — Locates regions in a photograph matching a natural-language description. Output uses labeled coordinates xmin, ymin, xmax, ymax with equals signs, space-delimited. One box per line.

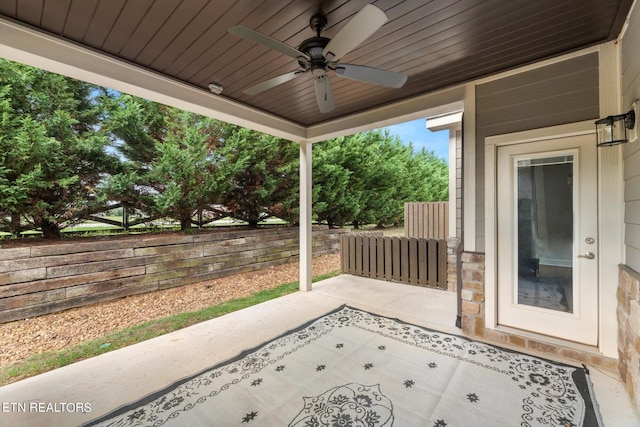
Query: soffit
xmin=0 ymin=0 xmax=632 ymax=128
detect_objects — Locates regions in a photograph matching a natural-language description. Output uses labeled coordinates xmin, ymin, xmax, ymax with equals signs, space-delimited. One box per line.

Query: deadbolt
xmin=585 ymin=237 xmax=595 ymax=244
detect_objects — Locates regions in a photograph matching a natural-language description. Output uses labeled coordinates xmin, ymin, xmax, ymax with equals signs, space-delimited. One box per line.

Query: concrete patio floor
xmin=0 ymin=274 xmax=638 ymax=426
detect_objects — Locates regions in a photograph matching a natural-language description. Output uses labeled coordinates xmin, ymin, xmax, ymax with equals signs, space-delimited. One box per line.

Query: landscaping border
xmin=0 ymin=227 xmax=346 ymax=323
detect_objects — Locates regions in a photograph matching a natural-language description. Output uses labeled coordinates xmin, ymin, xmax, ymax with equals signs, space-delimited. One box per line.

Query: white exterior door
xmin=496 ymin=135 xmax=598 ymax=345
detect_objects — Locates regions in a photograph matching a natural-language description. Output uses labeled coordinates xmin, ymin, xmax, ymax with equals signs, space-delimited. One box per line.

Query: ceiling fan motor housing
xmin=298 ymin=37 xmax=330 ymax=72
xmin=298 ymin=13 xmax=331 ymax=72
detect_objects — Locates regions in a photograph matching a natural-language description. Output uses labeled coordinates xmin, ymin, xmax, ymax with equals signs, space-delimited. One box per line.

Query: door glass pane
xmin=516 ymin=155 xmax=573 ymax=313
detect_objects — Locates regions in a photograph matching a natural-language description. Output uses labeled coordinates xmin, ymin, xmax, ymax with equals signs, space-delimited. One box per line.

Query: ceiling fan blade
xmin=335 ymin=64 xmax=407 ymax=88
xmin=244 ymin=71 xmax=303 ymax=95
xmin=229 ymin=26 xmax=308 ymax=60
xmin=322 ymin=4 xmax=388 ymax=62
xmin=314 ymin=75 xmax=335 ymax=113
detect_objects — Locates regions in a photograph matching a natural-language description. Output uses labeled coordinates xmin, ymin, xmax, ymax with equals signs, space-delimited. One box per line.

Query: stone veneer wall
xmin=459 ymin=252 xmax=486 ymax=336
xmin=446 ymin=237 xmax=462 ymax=292
xmin=617 ymin=265 xmax=640 ymax=411
xmin=460 ymin=252 xmax=618 ymax=372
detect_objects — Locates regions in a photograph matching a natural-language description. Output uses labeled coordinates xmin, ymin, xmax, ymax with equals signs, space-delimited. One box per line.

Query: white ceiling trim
xmin=426 ymin=111 xmax=463 ymax=132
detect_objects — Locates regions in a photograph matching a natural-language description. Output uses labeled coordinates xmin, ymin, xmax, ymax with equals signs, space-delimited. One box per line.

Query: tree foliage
xmin=102 ymin=95 xmax=238 ymax=231
xmin=99 ymin=94 xmax=164 ymax=215
xmin=0 ymin=60 xmax=449 ymax=238
xmin=312 ymin=137 xmax=360 ymax=228
xmin=0 ymin=59 xmax=118 ymax=238
xmin=220 ymin=128 xmax=299 ymax=227
xmin=102 ymin=93 xmax=299 ymax=230
xmin=313 ymin=130 xmax=448 ymax=228
xmin=149 ymin=110 xmax=242 ymax=230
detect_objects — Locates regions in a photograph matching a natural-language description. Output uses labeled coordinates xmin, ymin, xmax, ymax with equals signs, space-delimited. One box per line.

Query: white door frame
xmin=485 ymin=120 xmax=622 ymax=356
xmin=497 ymin=137 xmax=598 ymax=344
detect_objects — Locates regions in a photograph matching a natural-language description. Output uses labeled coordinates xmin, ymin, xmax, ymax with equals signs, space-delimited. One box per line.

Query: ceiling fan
xmin=229 ymin=4 xmax=408 ymax=113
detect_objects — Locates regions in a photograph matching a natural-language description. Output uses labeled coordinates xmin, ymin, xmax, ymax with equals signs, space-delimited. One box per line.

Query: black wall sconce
xmin=595 ymin=108 xmax=636 ymax=147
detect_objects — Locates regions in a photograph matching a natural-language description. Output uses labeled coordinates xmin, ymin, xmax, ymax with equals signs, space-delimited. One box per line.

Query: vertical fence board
xmin=427 ymin=203 xmax=434 ymax=240
xmin=340 ymin=235 xmax=347 ymax=272
xmin=444 ymin=203 xmax=449 ymax=238
xmin=400 ymin=238 xmax=409 ymax=283
xmin=408 ymin=238 xmax=418 ymax=285
xmin=349 ymin=236 xmax=356 ymax=275
xmin=364 ymin=236 xmax=377 ymax=277
xmin=383 ymin=238 xmax=391 ymax=280
xmin=362 ymin=237 xmax=370 ymax=277
xmin=417 ymin=239 xmax=427 ymax=286
xmin=416 ymin=203 xmax=422 ymax=239
xmin=376 ymin=237 xmax=385 ymax=280
xmin=438 ymin=240 xmax=448 ymax=289
xmin=404 ymin=205 xmax=409 ymax=238
xmin=355 ymin=237 xmax=363 ymax=276
xmin=427 ymin=239 xmax=438 ymax=286
xmin=409 ymin=204 xmax=415 ymax=238
xmin=391 ymin=238 xmax=400 ymax=281
xmin=344 ymin=236 xmax=350 ymax=274
xmin=369 ymin=238 xmax=377 ymax=278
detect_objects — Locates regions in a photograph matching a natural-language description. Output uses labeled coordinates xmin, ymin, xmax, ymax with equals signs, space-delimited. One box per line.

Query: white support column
xmin=448 ymin=129 xmax=458 ymax=238
xmin=462 ymin=83 xmax=477 ymax=251
xmin=299 ymin=140 xmax=313 ymax=291
xmin=598 ymin=41 xmax=624 ymax=358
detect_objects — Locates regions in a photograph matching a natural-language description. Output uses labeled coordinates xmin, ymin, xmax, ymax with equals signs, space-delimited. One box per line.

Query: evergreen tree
xmin=408 ymin=147 xmax=449 ymax=202
xmin=357 ymin=133 xmax=449 ymax=227
xmin=150 ymin=111 xmax=241 ymax=230
xmin=221 ymin=127 xmax=299 ymax=227
xmin=99 ymin=93 xmax=167 ymax=216
xmin=0 ymin=59 xmax=118 ymax=238
xmin=350 ymin=131 xmax=403 ymax=227
xmin=312 ymin=129 xmax=448 ymax=228
xmin=312 ymin=136 xmax=363 ymax=228
xmin=102 ymin=95 xmax=237 ymax=231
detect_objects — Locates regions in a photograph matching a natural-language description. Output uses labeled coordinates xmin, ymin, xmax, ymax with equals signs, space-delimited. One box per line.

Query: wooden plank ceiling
xmin=0 ymin=0 xmax=632 ymax=126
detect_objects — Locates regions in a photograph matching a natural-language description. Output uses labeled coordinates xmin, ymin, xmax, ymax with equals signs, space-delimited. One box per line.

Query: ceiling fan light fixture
xmin=208 ymin=82 xmax=223 ymax=94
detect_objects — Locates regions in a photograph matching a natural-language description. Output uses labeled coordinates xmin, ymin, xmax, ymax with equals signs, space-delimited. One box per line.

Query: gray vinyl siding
xmin=474 ymin=53 xmax=600 ymax=252
xmin=622 ymin=4 xmax=640 ymax=273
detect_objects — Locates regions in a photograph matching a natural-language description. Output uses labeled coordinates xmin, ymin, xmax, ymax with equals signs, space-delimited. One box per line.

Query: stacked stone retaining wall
xmin=0 ymin=227 xmax=346 ymax=323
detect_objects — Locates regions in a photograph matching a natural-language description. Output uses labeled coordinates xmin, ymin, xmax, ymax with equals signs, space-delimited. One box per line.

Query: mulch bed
xmin=0 ymin=253 xmax=341 ymax=367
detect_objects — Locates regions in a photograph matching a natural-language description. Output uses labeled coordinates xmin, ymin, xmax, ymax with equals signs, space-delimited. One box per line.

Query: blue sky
xmin=379 ymin=118 xmax=449 ymax=161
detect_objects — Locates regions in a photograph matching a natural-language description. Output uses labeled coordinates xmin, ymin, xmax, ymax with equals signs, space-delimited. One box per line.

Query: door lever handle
xmin=577 ymin=252 xmax=595 ymax=259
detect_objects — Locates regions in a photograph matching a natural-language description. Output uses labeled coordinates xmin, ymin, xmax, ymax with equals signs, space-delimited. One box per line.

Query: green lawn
xmin=0 ymin=271 xmax=339 ymax=386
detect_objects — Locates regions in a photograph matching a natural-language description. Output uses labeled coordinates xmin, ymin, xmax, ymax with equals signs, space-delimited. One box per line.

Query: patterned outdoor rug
xmin=84 ymin=305 xmax=601 ymax=427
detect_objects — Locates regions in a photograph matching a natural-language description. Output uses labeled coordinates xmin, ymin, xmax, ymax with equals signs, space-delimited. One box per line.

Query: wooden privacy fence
xmin=340 ymin=234 xmax=447 ymax=289
xmin=404 ymin=202 xmax=449 ymax=239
